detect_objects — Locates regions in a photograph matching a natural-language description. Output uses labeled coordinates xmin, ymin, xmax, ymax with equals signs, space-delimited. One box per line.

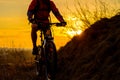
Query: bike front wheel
xmin=45 ymin=41 xmax=57 ymax=80
xmin=35 ymin=46 xmax=48 ymax=80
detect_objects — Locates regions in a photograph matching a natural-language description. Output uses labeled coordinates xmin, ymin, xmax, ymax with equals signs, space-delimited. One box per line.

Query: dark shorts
xmin=37 ymin=23 xmax=51 ymax=37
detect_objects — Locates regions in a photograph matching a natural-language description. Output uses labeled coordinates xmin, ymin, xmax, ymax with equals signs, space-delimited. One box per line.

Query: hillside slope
xmin=56 ymin=14 xmax=120 ymax=80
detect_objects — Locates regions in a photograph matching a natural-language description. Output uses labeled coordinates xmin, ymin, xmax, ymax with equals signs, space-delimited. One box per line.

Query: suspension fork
xmin=40 ymin=31 xmax=49 ymax=80
xmin=40 ymin=28 xmax=54 ymax=59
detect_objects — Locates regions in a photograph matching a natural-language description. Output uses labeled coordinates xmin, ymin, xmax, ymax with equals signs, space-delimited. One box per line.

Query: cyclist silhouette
xmin=27 ymin=0 xmax=66 ymax=55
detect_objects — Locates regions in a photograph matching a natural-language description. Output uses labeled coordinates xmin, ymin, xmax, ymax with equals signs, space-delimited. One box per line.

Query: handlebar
xmin=49 ymin=23 xmax=66 ymax=27
xmin=37 ymin=22 xmax=66 ymax=27
xmin=29 ymin=18 xmax=67 ymax=26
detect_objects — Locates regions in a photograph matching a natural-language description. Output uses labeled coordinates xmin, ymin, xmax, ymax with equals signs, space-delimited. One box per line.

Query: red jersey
xmin=27 ymin=0 xmax=64 ymax=23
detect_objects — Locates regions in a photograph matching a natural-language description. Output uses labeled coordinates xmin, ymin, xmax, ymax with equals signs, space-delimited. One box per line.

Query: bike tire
xmin=36 ymin=63 xmax=48 ymax=80
xmin=36 ymin=46 xmax=48 ymax=80
xmin=45 ymin=41 xmax=57 ymax=80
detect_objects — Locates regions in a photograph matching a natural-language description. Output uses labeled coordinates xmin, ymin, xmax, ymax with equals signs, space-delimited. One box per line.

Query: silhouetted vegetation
xmin=66 ymin=0 xmax=120 ymax=31
xmin=0 ymin=48 xmax=36 ymax=80
xmin=56 ymin=14 xmax=120 ymax=80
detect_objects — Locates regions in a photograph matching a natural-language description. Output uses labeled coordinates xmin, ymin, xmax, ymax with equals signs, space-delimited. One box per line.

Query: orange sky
xmin=0 ymin=29 xmax=70 ymax=49
xmin=0 ymin=0 xmax=120 ymax=49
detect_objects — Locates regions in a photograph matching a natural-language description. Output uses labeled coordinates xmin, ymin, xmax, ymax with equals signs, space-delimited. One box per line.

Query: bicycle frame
xmin=35 ymin=23 xmax=63 ymax=80
xmin=39 ymin=22 xmax=62 ymax=49
xmin=40 ymin=29 xmax=53 ymax=47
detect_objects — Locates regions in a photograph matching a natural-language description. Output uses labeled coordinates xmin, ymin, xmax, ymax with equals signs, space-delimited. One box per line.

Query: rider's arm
xmin=27 ymin=0 xmax=37 ymax=23
xmin=50 ymin=1 xmax=65 ymax=23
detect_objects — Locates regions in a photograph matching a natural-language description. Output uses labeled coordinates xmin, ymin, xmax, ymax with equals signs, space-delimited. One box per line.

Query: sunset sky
xmin=0 ymin=0 xmax=120 ymax=49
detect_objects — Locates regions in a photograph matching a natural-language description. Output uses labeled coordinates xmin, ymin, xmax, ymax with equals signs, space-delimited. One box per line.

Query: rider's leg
xmin=31 ymin=24 xmax=38 ymax=55
xmin=31 ymin=24 xmax=38 ymax=47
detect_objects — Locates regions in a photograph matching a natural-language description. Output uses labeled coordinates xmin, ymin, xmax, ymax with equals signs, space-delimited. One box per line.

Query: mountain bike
xmin=35 ymin=23 xmax=63 ymax=80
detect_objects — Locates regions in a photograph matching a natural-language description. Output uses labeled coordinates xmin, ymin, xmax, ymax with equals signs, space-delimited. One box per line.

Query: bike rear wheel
xmin=45 ymin=41 xmax=57 ymax=80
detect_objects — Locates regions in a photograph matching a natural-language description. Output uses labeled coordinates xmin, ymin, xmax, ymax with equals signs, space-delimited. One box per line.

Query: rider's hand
xmin=61 ymin=22 xmax=67 ymax=26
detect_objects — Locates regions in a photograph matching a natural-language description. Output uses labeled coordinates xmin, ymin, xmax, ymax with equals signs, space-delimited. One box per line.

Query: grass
xmin=0 ymin=48 xmax=36 ymax=80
